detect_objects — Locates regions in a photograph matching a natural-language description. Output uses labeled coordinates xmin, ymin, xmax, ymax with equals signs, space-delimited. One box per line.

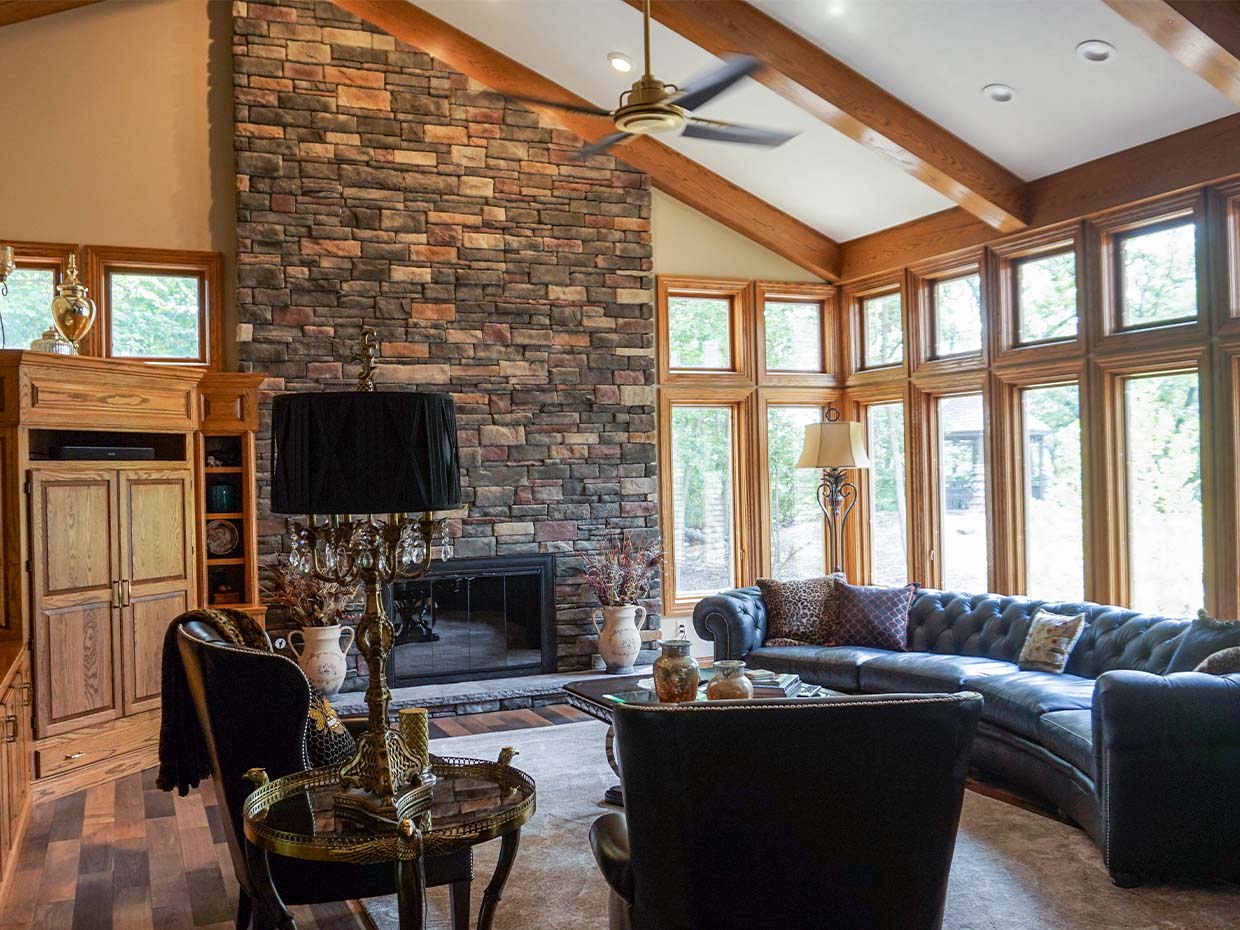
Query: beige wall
xmin=0 ymin=0 xmax=237 ymax=367
xmin=651 ymin=189 xmax=824 ymax=283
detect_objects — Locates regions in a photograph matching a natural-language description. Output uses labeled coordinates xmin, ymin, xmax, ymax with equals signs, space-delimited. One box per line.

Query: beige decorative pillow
xmin=1195 ymin=646 xmax=1240 ymax=676
xmin=758 ymin=574 xmax=846 ymax=647
xmin=1018 ymin=608 xmax=1086 ymax=674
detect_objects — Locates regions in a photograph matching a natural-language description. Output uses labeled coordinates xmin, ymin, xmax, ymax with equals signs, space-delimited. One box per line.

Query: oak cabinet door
xmin=29 ymin=470 xmax=122 ymax=738
xmin=119 ymin=469 xmax=196 ymax=715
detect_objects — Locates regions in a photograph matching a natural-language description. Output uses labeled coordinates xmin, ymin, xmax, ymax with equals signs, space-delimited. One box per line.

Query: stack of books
xmin=744 ymin=670 xmax=802 ymax=698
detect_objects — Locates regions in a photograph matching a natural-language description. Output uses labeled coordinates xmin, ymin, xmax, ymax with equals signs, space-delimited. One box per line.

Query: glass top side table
xmin=242 ymin=751 xmax=536 ymax=930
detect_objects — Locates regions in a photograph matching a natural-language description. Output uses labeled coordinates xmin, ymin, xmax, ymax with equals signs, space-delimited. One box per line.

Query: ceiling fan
xmin=510 ymin=0 xmax=799 ymax=158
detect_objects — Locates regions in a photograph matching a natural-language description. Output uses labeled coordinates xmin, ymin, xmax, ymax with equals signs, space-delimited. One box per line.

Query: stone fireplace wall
xmin=232 ymin=0 xmax=658 ymax=669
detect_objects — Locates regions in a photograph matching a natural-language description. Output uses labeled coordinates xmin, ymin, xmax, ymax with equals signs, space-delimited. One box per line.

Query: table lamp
xmin=796 ymin=406 xmax=871 ymax=575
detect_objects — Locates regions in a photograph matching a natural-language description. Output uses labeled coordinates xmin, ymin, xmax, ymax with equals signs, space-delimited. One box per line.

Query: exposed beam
xmin=333 ymin=0 xmax=841 ymax=280
xmin=624 ymin=0 xmax=1029 ymax=232
xmin=0 ymin=0 xmax=101 ymax=29
xmin=839 ymin=112 xmax=1240 ymax=279
xmin=1103 ymin=0 xmax=1240 ymax=105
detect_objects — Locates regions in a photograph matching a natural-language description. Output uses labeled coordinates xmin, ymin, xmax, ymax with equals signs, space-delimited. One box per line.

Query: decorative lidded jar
xmin=705 ymin=660 xmax=754 ymax=700
xmin=653 ymin=639 xmax=700 ymax=703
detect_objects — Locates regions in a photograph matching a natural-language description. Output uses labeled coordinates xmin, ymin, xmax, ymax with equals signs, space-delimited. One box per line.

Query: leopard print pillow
xmin=758 ymin=574 xmax=846 ymax=646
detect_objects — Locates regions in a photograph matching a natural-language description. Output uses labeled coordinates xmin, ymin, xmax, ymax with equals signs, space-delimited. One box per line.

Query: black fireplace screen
xmin=384 ymin=555 xmax=556 ymax=686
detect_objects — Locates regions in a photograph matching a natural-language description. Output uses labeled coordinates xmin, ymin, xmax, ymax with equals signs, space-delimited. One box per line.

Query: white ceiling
xmin=412 ymin=0 xmax=1238 ymax=242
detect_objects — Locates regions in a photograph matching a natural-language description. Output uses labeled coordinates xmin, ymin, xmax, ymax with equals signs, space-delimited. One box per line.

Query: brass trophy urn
xmin=49 ymin=254 xmax=97 ymax=354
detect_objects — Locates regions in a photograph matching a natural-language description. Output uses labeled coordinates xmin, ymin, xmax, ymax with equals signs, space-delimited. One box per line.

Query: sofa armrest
xmin=691 ymin=587 xmax=767 ymax=661
xmin=590 ymin=812 xmax=634 ymax=904
xmin=1092 ymin=670 xmax=1240 ymax=883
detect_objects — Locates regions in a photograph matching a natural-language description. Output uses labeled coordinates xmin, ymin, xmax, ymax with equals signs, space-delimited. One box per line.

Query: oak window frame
xmin=908 ymin=251 xmax=987 ymax=375
xmin=990 ymin=222 xmax=1086 ymax=366
xmin=656 ymin=276 xmax=753 ymax=387
xmin=843 ymin=272 xmax=908 ymax=385
xmin=754 ymin=281 xmax=838 ymax=387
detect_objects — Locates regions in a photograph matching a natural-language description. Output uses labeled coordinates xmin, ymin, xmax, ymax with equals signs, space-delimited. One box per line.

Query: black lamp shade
xmin=271 ymin=391 xmax=461 ymax=515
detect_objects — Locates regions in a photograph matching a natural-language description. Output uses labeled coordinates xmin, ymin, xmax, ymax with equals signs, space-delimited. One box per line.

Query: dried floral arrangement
xmin=263 ymin=563 xmax=360 ymax=628
xmin=582 ymin=534 xmax=662 ymax=607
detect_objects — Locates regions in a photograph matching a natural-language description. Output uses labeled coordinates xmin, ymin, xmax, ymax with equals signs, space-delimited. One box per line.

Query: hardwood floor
xmin=0 ymin=704 xmax=591 ymax=930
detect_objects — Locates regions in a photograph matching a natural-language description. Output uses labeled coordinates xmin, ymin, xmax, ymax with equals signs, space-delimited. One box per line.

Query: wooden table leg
xmin=604 ymin=725 xmax=624 ymax=807
xmin=245 ymin=840 xmax=297 ymax=930
xmin=395 ymin=858 xmax=427 ymax=930
xmin=476 ymin=829 xmax=521 ymax=930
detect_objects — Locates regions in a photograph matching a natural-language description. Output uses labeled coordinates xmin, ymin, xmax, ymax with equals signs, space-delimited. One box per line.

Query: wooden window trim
xmin=1089 ymin=191 xmax=1207 ymax=354
xmin=1209 ymin=177 xmax=1240 ymax=341
xmin=908 ymin=250 xmax=987 ymax=376
xmin=754 ymin=281 xmax=839 ymax=387
xmin=842 ymin=272 xmax=908 ymax=386
xmin=656 ymin=275 xmax=753 ymax=387
xmin=989 ymin=221 xmax=1087 ymax=367
xmin=657 ymin=387 xmax=756 ymax=616
xmin=81 ymin=246 xmax=223 ymax=369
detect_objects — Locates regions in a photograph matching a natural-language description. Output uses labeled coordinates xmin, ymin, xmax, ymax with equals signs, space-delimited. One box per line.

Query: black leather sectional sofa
xmin=692 ymin=586 xmax=1240 ymax=886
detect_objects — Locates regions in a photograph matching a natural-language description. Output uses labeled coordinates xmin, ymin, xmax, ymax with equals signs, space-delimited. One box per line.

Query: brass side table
xmin=242 ymin=752 xmax=536 ymax=930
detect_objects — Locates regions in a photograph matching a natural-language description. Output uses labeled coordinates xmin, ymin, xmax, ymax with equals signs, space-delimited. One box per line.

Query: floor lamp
xmin=797 ymin=407 xmax=871 ymax=575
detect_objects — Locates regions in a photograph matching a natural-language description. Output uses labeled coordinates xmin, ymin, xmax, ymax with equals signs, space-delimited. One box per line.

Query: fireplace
xmin=381 ymin=554 xmax=557 ymax=688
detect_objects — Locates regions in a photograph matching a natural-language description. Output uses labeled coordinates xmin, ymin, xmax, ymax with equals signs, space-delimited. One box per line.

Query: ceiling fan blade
xmin=682 ymin=119 xmax=798 ymax=147
xmin=575 ymin=131 xmax=634 ymax=159
xmin=507 ymin=94 xmax=612 ymax=117
xmin=671 ymin=55 xmax=762 ymax=111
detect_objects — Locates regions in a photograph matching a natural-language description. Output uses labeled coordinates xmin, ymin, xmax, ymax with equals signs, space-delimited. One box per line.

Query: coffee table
xmin=564 ymin=672 xmax=839 ymax=806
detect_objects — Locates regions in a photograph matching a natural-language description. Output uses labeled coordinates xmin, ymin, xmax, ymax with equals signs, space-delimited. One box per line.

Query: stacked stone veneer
xmin=233 ymin=0 xmax=658 ymax=669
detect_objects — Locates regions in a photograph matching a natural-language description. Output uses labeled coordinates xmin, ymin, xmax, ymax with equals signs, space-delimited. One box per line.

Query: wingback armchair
xmin=590 ymin=692 xmax=982 ymax=930
xmin=176 ymin=622 xmax=473 ymax=930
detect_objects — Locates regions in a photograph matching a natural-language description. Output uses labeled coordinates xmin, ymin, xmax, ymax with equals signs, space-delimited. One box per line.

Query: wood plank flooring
xmin=0 ymin=704 xmax=591 ymax=930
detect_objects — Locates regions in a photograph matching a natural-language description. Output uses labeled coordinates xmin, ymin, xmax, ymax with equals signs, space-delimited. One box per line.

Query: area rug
xmin=362 ymin=719 xmax=1240 ymax=930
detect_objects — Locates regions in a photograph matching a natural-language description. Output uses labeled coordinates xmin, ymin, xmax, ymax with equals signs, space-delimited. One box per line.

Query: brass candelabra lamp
xmin=796 ymin=405 xmax=871 ymax=575
xmin=272 ymin=327 xmax=461 ymax=822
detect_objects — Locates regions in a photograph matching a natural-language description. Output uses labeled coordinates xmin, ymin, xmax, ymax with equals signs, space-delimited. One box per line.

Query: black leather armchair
xmin=590 ymin=692 xmax=982 ymax=930
xmin=176 ymin=622 xmax=473 ymax=930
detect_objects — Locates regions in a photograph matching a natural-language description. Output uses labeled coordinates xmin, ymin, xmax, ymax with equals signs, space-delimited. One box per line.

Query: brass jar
xmin=705 ymin=660 xmax=754 ymax=700
xmin=652 ymin=639 xmax=700 ymax=703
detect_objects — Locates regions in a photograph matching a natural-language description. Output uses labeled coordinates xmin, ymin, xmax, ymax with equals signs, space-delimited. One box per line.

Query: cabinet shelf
xmin=205 ymin=466 xmax=243 ymax=474
xmin=206 ymin=557 xmax=245 ymax=566
xmin=205 ymin=512 xmax=244 ymax=520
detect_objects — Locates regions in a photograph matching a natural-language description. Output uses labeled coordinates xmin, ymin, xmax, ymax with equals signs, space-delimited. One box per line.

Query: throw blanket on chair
xmin=156 ymin=608 xmax=354 ymax=795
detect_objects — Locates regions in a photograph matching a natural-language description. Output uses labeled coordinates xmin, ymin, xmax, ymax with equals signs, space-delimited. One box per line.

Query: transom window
xmin=1016 ymin=250 xmax=1078 ymax=344
xmin=667 ymin=295 xmax=732 ymax=371
xmin=107 ymin=270 xmax=206 ymax=361
xmin=1116 ymin=220 xmax=1197 ymax=330
xmin=862 ymin=292 xmax=903 ymax=368
xmin=932 ymin=273 xmax=983 ymax=357
xmin=764 ymin=299 xmax=822 ymax=372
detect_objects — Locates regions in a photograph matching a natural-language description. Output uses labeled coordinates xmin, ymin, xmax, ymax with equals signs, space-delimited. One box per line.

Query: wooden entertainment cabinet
xmin=0 ymin=352 xmax=265 ymax=895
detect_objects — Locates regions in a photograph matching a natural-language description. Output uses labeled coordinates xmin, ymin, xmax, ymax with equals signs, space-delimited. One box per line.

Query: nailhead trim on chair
xmin=618 ymin=693 xmax=981 ymax=712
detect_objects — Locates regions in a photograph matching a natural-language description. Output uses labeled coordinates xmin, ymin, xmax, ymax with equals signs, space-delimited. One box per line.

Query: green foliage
xmin=934 ymin=274 xmax=982 ymax=356
xmin=0 ymin=267 xmax=56 ymax=349
xmin=863 ymin=293 xmax=902 ymax=366
xmin=1018 ymin=250 xmax=1078 ymax=343
xmin=668 ymin=296 xmax=729 ymax=368
xmin=110 ymin=272 xmax=201 ymax=359
xmin=867 ymin=403 xmax=904 ymax=515
xmin=1121 ymin=224 xmax=1196 ymax=327
xmin=764 ymin=300 xmax=821 ymax=370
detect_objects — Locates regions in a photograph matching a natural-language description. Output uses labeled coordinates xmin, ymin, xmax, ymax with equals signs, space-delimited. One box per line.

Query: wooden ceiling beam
xmin=1102 ymin=1 xmax=1240 ymax=105
xmin=333 ymin=0 xmax=841 ymax=280
xmin=0 ymin=1 xmax=101 ymax=29
xmin=839 ymin=112 xmax=1240 ymax=279
xmin=625 ymin=0 xmax=1030 ymax=233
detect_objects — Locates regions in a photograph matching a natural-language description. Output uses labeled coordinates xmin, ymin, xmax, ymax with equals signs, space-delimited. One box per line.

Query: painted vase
xmin=653 ymin=639 xmax=700 ymax=703
xmin=706 ymin=660 xmax=754 ymax=700
xmin=289 ymin=624 xmax=355 ymax=696
xmin=592 ymin=604 xmax=647 ymax=674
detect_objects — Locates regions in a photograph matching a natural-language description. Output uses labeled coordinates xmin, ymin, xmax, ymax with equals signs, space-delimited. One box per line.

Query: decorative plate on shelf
xmin=206 ymin=519 xmax=240 ymax=556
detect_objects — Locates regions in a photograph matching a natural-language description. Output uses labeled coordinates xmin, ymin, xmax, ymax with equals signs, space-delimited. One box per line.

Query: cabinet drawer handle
xmin=121 ymin=579 xmax=132 ymax=608
xmin=112 ymin=580 xmax=122 ymax=609
xmin=64 ymin=751 xmax=84 ymax=760
xmin=4 ymin=716 xmax=16 ymax=744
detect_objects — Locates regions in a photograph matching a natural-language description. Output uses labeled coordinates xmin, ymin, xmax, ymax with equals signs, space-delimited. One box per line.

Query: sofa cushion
xmin=963 ymin=671 xmax=1096 ymax=739
xmin=1165 ymin=610 xmax=1240 ymax=672
xmin=833 ymin=582 xmax=917 ymax=651
xmin=745 ymin=645 xmax=888 ymax=691
xmin=757 ymin=574 xmax=844 ymax=646
xmin=858 ymin=653 xmax=1019 ymax=694
xmin=1017 ymin=608 xmax=1086 ymax=673
xmin=1037 ymin=709 xmax=1095 ymax=777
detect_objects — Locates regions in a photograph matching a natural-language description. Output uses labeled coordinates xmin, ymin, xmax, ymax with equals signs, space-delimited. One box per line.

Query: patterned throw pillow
xmin=1194 ymin=646 xmax=1240 ymax=676
xmin=305 ymin=689 xmax=356 ymax=767
xmin=1166 ymin=610 xmax=1240 ymax=672
xmin=1018 ymin=609 xmax=1086 ymax=673
xmin=832 ymin=582 xmax=917 ymax=652
xmin=758 ymin=574 xmax=846 ymax=646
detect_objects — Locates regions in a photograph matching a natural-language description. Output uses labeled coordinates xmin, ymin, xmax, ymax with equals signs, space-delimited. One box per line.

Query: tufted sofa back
xmin=908 ymin=590 xmax=1190 ymax=678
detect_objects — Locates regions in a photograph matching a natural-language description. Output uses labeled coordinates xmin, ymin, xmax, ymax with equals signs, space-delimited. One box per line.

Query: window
xmin=764 ymin=300 xmax=822 ymax=372
xmin=866 ymin=402 xmax=907 ymax=586
xmin=862 ymin=292 xmax=902 ymax=368
xmin=669 ymin=406 xmax=736 ymax=597
xmin=1124 ymin=372 xmax=1202 ymax=616
xmin=938 ymin=393 xmax=988 ymax=592
xmin=108 ymin=270 xmax=205 ymax=360
xmin=932 ymin=274 xmax=982 ymax=357
xmin=1017 ymin=250 xmax=1077 ymax=344
xmin=667 ymin=295 xmax=732 ymax=370
xmin=1022 ymin=384 xmax=1084 ymax=600
xmin=767 ymin=405 xmax=826 ymax=579
xmin=1117 ymin=221 xmax=1197 ymax=329
xmin=0 ymin=266 xmax=57 ymax=350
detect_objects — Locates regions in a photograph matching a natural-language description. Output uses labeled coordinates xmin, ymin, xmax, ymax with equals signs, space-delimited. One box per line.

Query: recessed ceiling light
xmin=608 ymin=52 xmax=633 ymax=74
xmin=981 ymin=83 xmax=1015 ymax=103
xmin=1076 ymin=39 xmax=1117 ymax=63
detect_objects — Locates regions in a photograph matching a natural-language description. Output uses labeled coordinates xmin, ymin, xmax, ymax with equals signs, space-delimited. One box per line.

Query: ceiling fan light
xmin=608 ymin=52 xmax=633 ymax=73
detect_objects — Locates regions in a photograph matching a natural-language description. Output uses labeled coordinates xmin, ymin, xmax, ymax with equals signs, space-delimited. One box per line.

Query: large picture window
xmin=937 ymin=393 xmax=989 ymax=592
xmin=1022 ymin=384 xmax=1084 ymax=600
xmin=668 ymin=405 xmax=736 ymax=598
xmin=766 ymin=405 xmax=827 ymax=580
xmin=866 ymin=402 xmax=907 ymax=586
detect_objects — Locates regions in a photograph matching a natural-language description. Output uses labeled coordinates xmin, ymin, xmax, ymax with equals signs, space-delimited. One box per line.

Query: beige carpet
xmin=362 ymin=719 xmax=1240 ymax=930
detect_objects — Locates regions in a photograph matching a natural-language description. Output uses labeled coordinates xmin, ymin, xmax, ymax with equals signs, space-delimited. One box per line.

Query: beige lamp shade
xmin=796 ymin=420 xmax=871 ymax=470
